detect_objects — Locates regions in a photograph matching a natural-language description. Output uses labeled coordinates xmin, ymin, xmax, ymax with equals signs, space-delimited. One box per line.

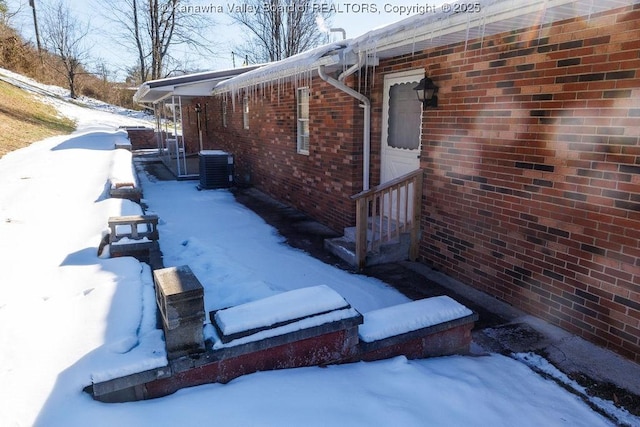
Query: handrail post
xmin=355 ymin=196 xmax=368 ymax=270
xmin=351 ymin=169 xmax=423 ymax=268
xmin=409 ymin=172 xmax=423 ymax=261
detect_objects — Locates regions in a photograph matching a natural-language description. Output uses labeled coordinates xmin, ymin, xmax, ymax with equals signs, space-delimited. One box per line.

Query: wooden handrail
xmin=351 ymin=169 xmax=423 ymax=201
xmin=352 ymin=169 xmax=423 ymax=269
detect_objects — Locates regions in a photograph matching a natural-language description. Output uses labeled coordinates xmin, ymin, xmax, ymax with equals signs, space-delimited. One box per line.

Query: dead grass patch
xmin=0 ymin=80 xmax=76 ymax=158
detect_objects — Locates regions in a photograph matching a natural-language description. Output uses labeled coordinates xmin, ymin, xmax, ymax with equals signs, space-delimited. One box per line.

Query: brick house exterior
xmin=373 ymin=3 xmax=640 ymax=362
xmin=145 ymin=0 xmax=640 ymax=362
xmin=184 ymin=78 xmax=365 ymax=232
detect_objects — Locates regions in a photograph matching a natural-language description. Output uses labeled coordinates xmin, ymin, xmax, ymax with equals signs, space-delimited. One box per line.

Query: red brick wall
xmin=201 ymin=79 xmax=364 ymax=232
xmin=372 ymin=4 xmax=640 ymax=361
xmin=124 ymin=127 xmax=158 ymax=150
xmin=181 ymin=100 xmax=219 ymax=154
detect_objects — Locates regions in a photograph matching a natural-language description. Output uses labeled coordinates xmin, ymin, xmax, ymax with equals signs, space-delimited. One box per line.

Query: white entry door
xmin=380 ymin=70 xmax=423 ymax=222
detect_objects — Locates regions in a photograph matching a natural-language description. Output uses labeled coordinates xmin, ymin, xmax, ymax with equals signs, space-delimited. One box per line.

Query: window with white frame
xmin=243 ymin=95 xmax=249 ymax=129
xmin=222 ymin=99 xmax=227 ymax=128
xmin=297 ymin=87 xmax=310 ymax=154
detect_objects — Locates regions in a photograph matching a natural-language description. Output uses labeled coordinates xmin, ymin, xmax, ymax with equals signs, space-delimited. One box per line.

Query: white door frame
xmin=380 ymin=70 xmax=424 ymax=223
xmin=380 ymin=69 xmax=424 ymax=184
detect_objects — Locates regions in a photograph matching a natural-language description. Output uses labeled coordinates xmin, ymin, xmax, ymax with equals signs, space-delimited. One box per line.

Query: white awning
xmin=133 ymin=66 xmax=262 ymax=104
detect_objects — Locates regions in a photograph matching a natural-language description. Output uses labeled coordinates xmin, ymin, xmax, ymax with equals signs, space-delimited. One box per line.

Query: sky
xmin=1 ymin=67 xmax=638 ymax=426
xmin=5 ymin=0 xmax=443 ymax=80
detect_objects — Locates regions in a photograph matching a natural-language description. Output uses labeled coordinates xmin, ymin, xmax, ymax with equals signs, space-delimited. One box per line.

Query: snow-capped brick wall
xmin=369 ymin=3 xmax=640 ymax=362
xmin=123 ymin=127 xmax=159 ymax=150
xmin=212 ymin=285 xmax=351 ymax=343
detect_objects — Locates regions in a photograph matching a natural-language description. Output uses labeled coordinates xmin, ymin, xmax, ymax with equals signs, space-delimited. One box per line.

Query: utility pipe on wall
xmin=318 ymin=56 xmax=371 ymax=191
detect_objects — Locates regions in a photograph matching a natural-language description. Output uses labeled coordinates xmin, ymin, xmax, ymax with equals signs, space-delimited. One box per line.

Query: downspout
xmin=318 ymin=54 xmax=371 ymax=190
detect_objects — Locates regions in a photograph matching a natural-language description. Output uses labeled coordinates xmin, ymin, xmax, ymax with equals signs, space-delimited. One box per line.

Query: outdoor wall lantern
xmin=414 ymin=77 xmax=439 ymax=109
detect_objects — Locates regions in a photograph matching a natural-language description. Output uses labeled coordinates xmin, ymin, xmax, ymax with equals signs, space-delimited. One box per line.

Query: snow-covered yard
xmin=0 ymin=72 xmax=636 ymax=426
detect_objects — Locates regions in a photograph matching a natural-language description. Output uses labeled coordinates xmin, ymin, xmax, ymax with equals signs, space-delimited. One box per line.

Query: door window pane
xmin=387 ymin=82 xmax=421 ymax=150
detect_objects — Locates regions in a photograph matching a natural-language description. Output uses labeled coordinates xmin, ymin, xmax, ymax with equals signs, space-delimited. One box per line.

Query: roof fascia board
xmin=134 ymin=66 xmax=262 ymax=104
xmin=173 ymin=80 xmax=223 ymax=96
xmin=144 ymin=66 xmax=262 ymax=88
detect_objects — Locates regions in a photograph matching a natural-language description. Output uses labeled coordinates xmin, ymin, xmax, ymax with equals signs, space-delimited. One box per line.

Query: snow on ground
xmin=0 ymin=78 xmax=634 ymax=426
xmin=0 ymin=67 xmax=152 ymax=124
xmin=140 ymin=176 xmax=409 ymax=316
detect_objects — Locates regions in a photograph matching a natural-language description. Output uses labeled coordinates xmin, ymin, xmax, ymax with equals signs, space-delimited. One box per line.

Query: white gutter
xmin=212 ymin=43 xmax=347 ymax=95
xmin=132 ymin=83 xmax=151 ymax=104
xmin=318 ymin=52 xmax=371 ymax=190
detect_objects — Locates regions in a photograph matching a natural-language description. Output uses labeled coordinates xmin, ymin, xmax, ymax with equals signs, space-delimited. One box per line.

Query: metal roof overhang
xmin=210 ymin=0 xmax=635 ymax=95
xmin=133 ymin=66 xmax=262 ymax=104
xmin=138 ymin=0 xmax=635 ymax=101
xmin=347 ymin=0 xmax=637 ymax=60
xmin=211 ymin=42 xmax=355 ymax=95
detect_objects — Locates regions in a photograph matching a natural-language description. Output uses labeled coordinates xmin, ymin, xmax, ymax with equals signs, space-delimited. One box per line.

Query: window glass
xmin=243 ymin=96 xmax=249 ymax=129
xmin=297 ymin=87 xmax=310 ymax=154
xmin=387 ymin=83 xmax=421 ymax=150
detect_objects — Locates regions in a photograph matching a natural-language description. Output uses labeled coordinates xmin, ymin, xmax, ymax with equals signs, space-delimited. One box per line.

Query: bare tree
xmin=0 ymin=0 xmax=21 ymax=26
xmin=41 ymin=1 xmax=90 ymax=98
xmin=100 ymin=0 xmax=217 ymax=83
xmin=229 ymin=0 xmax=334 ymax=64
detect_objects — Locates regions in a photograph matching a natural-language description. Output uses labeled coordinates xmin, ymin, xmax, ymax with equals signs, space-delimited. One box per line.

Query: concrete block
xmin=154 ymin=266 xmax=205 ymax=359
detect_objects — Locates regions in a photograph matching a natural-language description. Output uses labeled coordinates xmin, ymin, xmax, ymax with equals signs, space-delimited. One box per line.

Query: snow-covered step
xmin=109 ymin=148 xmax=142 ymax=202
xmin=212 ymin=285 xmax=352 ymax=344
xmin=356 ymin=296 xmax=478 ymax=361
xmin=343 ymin=216 xmax=403 ymax=243
xmin=324 ymin=232 xmax=411 ymax=267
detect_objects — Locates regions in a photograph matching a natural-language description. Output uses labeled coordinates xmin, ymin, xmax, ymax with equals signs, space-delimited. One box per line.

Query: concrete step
xmin=324 ymin=232 xmax=411 ymax=267
xmin=343 ymin=216 xmax=403 ymax=243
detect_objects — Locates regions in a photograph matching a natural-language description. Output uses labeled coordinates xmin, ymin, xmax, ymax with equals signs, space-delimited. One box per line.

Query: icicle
xmin=479 ymin=7 xmax=486 ymax=54
xmin=231 ymin=87 xmax=237 ymax=112
xmin=369 ymin=45 xmax=378 ymax=90
xmin=537 ymin=0 xmax=549 ymax=42
xmin=463 ymin=11 xmax=471 ymax=66
xmin=587 ymin=0 xmax=595 ymax=22
xmin=364 ymin=51 xmax=369 ymax=93
xmin=411 ymin=22 xmax=418 ymax=57
xmin=358 ymin=57 xmax=362 ymax=94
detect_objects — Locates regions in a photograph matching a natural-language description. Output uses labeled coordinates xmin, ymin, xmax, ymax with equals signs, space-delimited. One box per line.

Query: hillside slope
xmin=0 ymin=78 xmax=75 ymax=157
